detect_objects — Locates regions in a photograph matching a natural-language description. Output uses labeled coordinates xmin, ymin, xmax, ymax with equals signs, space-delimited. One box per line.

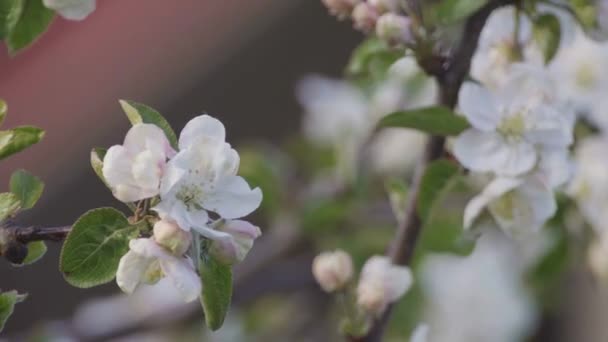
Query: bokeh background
xmin=1 ymin=1 xmax=608 ymax=341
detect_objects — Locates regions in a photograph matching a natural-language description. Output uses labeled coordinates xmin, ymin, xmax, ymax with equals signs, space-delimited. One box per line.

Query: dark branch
xmin=0 ymin=223 xmax=71 ymax=263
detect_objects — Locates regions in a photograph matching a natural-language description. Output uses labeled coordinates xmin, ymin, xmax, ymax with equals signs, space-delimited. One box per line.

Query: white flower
xmin=43 ymin=0 xmax=96 ymax=21
xmin=421 ymin=234 xmax=536 ymax=342
xmin=209 ymin=220 xmax=262 ymax=265
xmin=375 ymin=13 xmax=413 ymax=46
xmin=357 ymin=256 xmax=412 ymax=315
xmin=312 ymin=249 xmax=354 ymax=292
xmin=103 ymin=124 xmax=175 ymax=203
xmin=321 ymin=0 xmax=361 ymax=19
xmin=369 ymin=128 xmax=426 ymax=175
xmin=454 ymin=71 xmax=573 ymax=177
xmin=116 ymin=238 xmax=201 ymax=302
xmin=154 ymin=115 xmax=262 ymax=241
xmin=153 ymin=219 xmax=192 ymax=255
xmin=410 ymin=324 xmax=429 ymax=342
xmin=568 ymin=137 xmax=608 ymax=232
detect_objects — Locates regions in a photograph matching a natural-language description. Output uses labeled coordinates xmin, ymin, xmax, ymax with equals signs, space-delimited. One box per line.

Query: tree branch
xmin=357 ymin=0 xmax=516 ymax=340
xmin=0 ymin=223 xmax=71 ymax=263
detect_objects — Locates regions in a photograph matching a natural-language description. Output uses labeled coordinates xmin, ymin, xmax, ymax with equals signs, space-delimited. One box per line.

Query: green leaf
xmin=427 ymin=0 xmax=487 ymax=25
xmin=533 ymin=14 xmax=561 ymax=64
xmin=385 ymin=178 xmax=408 ymax=225
xmin=60 ymin=208 xmax=142 ymax=288
xmin=379 ymin=106 xmax=470 ymax=136
xmin=0 ymin=290 xmax=26 ymax=332
xmin=10 ymin=169 xmax=43 ymax=210
xmin=0 ymin=192 xmax=20 ymax=221
xmin=417 ymin=159 xmax=460 ymax=223
xmin=6 ymin=0 xmax=54 ymax=54
xmin=0 ymin=99 xmax=7 ymax=126
xmin=0 ymin=126 xmax=44 ymax=160
xmin=119 ymin=100 xmax=178 ymax=149
xmin=0 ymin=0 xmax=24 ymax=39
xmin=90 ymin=147 xmax=108 ymax=185
xmin=200 ymin=255 xmax=233 ymax=331
xmin=17 ymin=241 xmax=47 ymax=266
xmin=346 ymin=37 xmax=403 ymax=81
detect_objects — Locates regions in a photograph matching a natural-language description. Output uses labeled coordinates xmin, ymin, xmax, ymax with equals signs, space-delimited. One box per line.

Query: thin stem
xmin=12 ymin=225 xmax=71 ymax=243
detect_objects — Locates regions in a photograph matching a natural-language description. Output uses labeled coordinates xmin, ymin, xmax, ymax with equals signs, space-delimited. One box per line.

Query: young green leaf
xmin=90 ymin=147 xmax=108 ymax=184
xmin=0 ymin=126 xmax=45 ymax=160
xmin=6 ymin=0 xmax=54 ymax=54
xmin=379 ymin=106 xmax=470 ymax=136
xmin=0 ymin=192 xmax=21 ymax=221
xmin=346 ymin=37 xmax=403 ymax=81
xmin=417 ymin=159 xmax=460 ymax=223
xmin=14 ymin=241 xmax=47 ymax=266
xmin=10 ymin=169 xmax=43 ymax=210
xmin=200 ymin=255 xmax=233 ymax=331
xmin=0 ymin=290 xmax=26 ymax=332
xmin=533 ymin=14 xmax=561 ymax=64
xmin=427 ymin=0 xmax=486 ymax=25
xmin=0 ymin=99 xmax=7 ymax=126
xmin=385 ymin=178 xmax=408 ymax=225
xmin=60 ymin=208 xmax=142 ymax=288
xmin=119 ymin=100 xmax=178 ymax=149
xmin=0 ymin=0 xmax=24 ymax=39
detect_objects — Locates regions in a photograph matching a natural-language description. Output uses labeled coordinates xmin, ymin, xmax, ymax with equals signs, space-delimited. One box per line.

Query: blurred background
xmin=2 ymin=1 xmax=608 ymax=341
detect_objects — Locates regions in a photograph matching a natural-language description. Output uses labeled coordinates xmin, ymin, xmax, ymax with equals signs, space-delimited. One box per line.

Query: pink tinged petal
xmin=124 ymin=124 xmax=172 ymax=157
xmin=453 ymin=130 xmax=537 ymax=176
xmin=202 ymin=176 xmax=263 ymax=219
xmin=103 ymin=146 xmax=144 ymax=202
xmin=210 ymin=220 xmax=262 ymax=264
xmin=159 ymin=257 xmax=202 ymax=303
xmin=132 ymin=150 xmax=163 ymax=192
xmin=179 ymin=115 xmax=226 ymax=150
xmin=116 ymin=250 xmax=154 ymax=294
xmin=464 ymin=177 xmax=523 ymax=229
xmin=458 ymin=82 xmax=501 ymax=131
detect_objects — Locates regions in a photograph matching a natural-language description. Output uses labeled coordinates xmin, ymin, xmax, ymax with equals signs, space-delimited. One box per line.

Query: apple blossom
xmin=357 ymin=256 xmax=412 ymax=315
xmin=368 ymin=0 xmax=400 ymax=14
xmin=102 ymin=124 xmax=175 ymax=203
xmin=321 ymin=0 xmax=361 ymax=19
xmin=43 ymin=0 xmax=96 ymax=21
xmin=153 ymin=219 xmax=192 ymax=256
xmin=454 ymin=71 xmax=574 ymax=178
xmin=421 ymin=234 xmax=536 ymax=342
xmin=209 ymin=220 xmax=262 ymax=265
xmin=312 ymin=249 xmax=354 ymax=292
xmin=352 ymin=2 xmax=379 ymax=33
xmin=116 ymin=238 xmax=201 ymax=303
xmin=375 ymin=13 xmax=413 ymax=47
xmin=153 ymin=115 xmax=262 ymax=241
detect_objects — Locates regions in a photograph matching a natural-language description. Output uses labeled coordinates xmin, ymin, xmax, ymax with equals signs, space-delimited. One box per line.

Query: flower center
xmin=497 ymin=113 xmax=526 ymax=140
xmin=176 ymin=184 xmax=204 ymax=211
xmin=576 ymin=63 xmax=596 ymax=89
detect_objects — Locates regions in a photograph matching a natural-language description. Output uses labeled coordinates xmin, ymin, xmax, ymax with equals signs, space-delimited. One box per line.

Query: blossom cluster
xmin=102 ymin=115 xmax=262 ymax=302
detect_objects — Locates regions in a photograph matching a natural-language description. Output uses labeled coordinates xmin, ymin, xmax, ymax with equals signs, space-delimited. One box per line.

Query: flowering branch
xmin=357 ymin=0 xmax=517 ymax=340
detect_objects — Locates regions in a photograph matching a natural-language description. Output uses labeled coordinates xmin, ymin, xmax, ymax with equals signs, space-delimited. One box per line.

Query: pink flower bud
xmin=209 ymin=220 xmax=262 ymax=265
xmin=368 ymin=0 xmax=400 ymax=14
xmin=376 ymin=13 xmax=414 ymax=47
xmin=153 ymin=220 xmax=192 ymax=256
xmin=312 ymin=250 xmax=354 ymax=292
xmin=357 ymin=256 xmax=412 ymax=315
xmin=321 ymin=0 xmax=361 ymax=19
xmin=352 ymin=3 xmax=379 ymax=33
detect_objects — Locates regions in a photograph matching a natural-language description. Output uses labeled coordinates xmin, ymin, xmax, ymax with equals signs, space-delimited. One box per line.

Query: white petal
xmin=179 ymin=115 xmax=226 ymax=150
xmin=124 ymin=124 xmax=172 ymax=156
xmin=458 ymin=82 xmax=501 ymax=131
xmin=203 ymin=176 xmax=263 ymax=219
xmin=454 ymin=130 xmax=536 ymax=176
xmin=464 ymin=177 xmax=523 ymax=229
xmin=159 ymin=257 xmax=202 ymax=303
xmin=536 ymin=148 xmax=573 ymax=188
xmin=384 ymin=264 xmax=413 ymax=302
xmin=210 ymin=220 xmax=262 ymax=264
xmin=43 ymin=0 xmax=96 ymax=21
xmin=410 ymin=324 xmax=430 ymax=342
xmin=116 ymin=250 xmax=153 ymax=294
xmin=129 ymin=238 xmax=169 ymax=259
xmin=102 ymin=146 xmax=144 ymax=202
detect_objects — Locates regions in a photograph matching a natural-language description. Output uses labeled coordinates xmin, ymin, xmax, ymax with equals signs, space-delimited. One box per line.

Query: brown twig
xmin=357 ymin=0 xmax=517 ymax=340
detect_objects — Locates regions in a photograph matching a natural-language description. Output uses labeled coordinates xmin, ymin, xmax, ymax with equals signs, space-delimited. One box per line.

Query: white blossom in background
xmin=551 ymin=31 xmax=608 ymax=131
xmin=153 ymin=115 xmax=262 ymax=241
xmin=410 ymin=324 xmax=429 ymax=342
xmin=103 ymin=124 xmax=175 ymax=203
xmin=454 ymin=68 xmax=573 ymax=178
xmin=116 ymin=235 xmax=200 ymax=302
xmin=357 ymin=256 xmax=412 ymax=315
xmin=312 ymin=249 xmax=354 ymax=292
xmin=43 ymin=0 xmax=96 ymax=21
xmin=568 ymin=137 xmax=608 ymax=232
xmin=321 ymin=0 xmax=361 ymax=19
xmin=209 ymin=220 xmax=262 ymax=265
xmin=421 ymin=234 xmax=537 ymax=342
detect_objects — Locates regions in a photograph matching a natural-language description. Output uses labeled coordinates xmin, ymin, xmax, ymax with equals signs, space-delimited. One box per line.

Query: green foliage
xmin=302 ymin=197 xmax=354 ymax=235
xmin=0 ymin=192 xmax=20 ymax=221
xmin=6 ymin=0 xmax=54 ymax=54
xmin=425 ymin=0 xmax=487 ymax=26
xmin=239 ymin=148 xmax=284 ymax=217
xmin=119 ymin=100 xmax=178 ymax=149
xmin=385 ymin=178 xmax=408 ymax=224
xmin=417 ymin=159 xmax=461 ymax=223
xmin=10 ymin=169 xmax=44 ymax=210
xmin=0 ymin=100 xmax=7 ymax=126
xmin=347 ymin=37 xmax=403 ymax=82
xmin=199 ymin=255 xmax=233 ymax=331
xmin=379 ymin=106 xmax=470 ymax=136
xmin=533 ymin=13 xmax=561 ymax=64
xmin=60 ymin=208 xmax=142 ymax=288
xmin=90 ymin=147 xmax=108 ymax=185
xmin=0 ymin=290 xmax=26 ymax=332
xmin=0 ymin=126 xmax=44 ymax=160
xmin=18 ymin=241 xmax=47 ymax=266
xmin=569 ymin=0 xmax=607 ymax=41
xmin=0 ymin=0 xmax=24 ymax=39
